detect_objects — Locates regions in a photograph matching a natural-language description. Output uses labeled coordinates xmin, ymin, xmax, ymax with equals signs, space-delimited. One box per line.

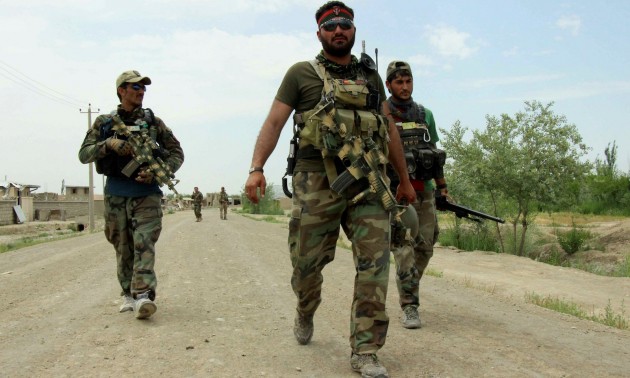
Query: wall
xmin=34 ymin=200 xmax=105 ymax=220
xmin=0 ymin=199 xmax=104 ymax=225
xmin=0 ymin=199 xmax=16 ymax=226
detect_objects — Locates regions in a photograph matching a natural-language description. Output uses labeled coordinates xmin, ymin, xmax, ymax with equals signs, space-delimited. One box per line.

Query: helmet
xmin=391 ymin=204 xmax=419 ymax=248
xmin=398 ymin=204 xmax=419 ymax=240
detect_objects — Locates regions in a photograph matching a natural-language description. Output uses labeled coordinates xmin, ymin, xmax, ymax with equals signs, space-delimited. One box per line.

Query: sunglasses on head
xmin=320 ymin=18 xmax=353 ymax=32
xmin=128 ymin=83 xmax=146 ymax=91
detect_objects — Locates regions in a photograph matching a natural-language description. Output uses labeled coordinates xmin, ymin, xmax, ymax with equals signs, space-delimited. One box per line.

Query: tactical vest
xmin=387 ymin=99 xmax=446 ymax=182
xmin=95 ymin=108 xmax=160 ymax=177
xmin=293 ymin=61 xmax=390 ymax=185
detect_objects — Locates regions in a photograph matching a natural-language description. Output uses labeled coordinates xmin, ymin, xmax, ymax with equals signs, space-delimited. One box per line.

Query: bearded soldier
xmin=245 ymin=2 xmax=415 ymax=377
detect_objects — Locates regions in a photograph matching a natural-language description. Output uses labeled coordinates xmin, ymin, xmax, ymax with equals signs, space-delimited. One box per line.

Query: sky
xmin=1 ymin=0 xmax=629 ymax=197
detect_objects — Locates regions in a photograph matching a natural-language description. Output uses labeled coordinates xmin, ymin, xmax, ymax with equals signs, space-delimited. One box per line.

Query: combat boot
xmin=402 ymin=305 xmax=421 ymax=329
xmin=119 ymin=293 xmax=134 ymax=313
xmin=350 ymin=353 xmax=389 ymax=378
xmin=293 ymin=312 xmax=313 ymax=345
xmin=134 ymin=291 xmax=157 ymax=319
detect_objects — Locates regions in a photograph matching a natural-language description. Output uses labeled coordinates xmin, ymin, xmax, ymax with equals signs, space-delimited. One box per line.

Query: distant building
xmin=0 ymin=181 xmax=40 ymax=199
xmin=63 ymin=185 xmax=91 ymax=201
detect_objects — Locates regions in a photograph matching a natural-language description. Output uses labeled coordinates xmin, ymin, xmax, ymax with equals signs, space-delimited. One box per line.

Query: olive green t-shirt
xmin=275 ymin=59 xmax=387 ymax=171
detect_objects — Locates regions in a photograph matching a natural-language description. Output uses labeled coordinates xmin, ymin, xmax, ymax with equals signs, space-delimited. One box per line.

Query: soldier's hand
xmin=395 ymin=180 xmax=416 ymax=204
xmin=245 ymin=172 xmax=266 ymax=204
xmin=136 ymin=168 xmax=155 ymax=184
xmin=106 ymin=138 xmax=133 ymax=156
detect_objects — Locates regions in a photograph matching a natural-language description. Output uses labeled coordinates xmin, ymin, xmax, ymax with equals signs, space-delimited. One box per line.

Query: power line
xmin=0 ymin=60 xmax=86 ymax=108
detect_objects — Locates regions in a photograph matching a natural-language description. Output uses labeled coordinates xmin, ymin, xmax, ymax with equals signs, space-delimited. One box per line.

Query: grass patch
xmin=0 ymin=232 xmax=80 ymax=254
xmin=612 ymin=255 xmax=630 ymax=277
xmin=525 ymin=292 xmax=628 ymax=330
xmin=241 ymin=214 xmax=286 ymax=224
xmin=439 ymin=220 xmax=500 ymax=253
xmin=424 ymin=268 xmax=443 ymax=278
xmin=459 ymin=275 xmax=497 ymax=294
xmin=536 ymin=212 xmax=625 ymax=226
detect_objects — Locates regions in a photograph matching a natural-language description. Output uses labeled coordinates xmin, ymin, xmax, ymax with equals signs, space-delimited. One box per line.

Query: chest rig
xmin=292 ymin=61 xmax=396 ymax=210
xmin=387 ymin=100 xmax=446 ymax=182
xmin=95 ymin=108 xmax=159 ymax=177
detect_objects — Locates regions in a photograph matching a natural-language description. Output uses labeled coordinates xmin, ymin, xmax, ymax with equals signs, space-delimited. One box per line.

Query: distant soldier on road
xmin=219 ymin=187 xmax=229 ymax=220
xmin=192 ymin=187 xmax=203 ymax=222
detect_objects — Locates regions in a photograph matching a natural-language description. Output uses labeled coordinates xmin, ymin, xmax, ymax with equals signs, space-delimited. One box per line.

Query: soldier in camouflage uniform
xmin=192 ymin=187 xmax=203 ymax=222
xmin=218 ymin=187 xmax=229 ymax=220
xmin=245 ymin=2 xmax=415 ymax=377
xmin=78 ymin=70 xmax=184 ymax=320
xmin=384 ymin=61 xmax=448 ymax=329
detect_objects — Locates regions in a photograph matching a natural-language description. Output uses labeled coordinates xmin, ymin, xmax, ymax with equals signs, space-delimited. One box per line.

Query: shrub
xmin=557 ymin=223 xmax=592 ymax=254
xmin=439 ymin=218 xmax=500 ymax=252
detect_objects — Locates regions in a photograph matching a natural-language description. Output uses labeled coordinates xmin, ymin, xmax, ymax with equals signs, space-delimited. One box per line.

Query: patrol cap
xmin=116 ymin=70 xmax=152 ymax=88
xmin=386 ymin=61 xmax=412 ymax=82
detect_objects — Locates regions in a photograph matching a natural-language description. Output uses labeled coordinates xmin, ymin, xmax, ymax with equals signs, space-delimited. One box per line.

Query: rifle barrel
xmin=438 ymin=197 xmax=505 ymax=224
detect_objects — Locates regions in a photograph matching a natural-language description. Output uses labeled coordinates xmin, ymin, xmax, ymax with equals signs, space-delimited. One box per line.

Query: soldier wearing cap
xmin=78 ymin=70 xmax=184 ymax=320
xmin=245 ymin=1 xmax=415 ymax=377
xmin=384 ymin=61 xmax=448 ymax=329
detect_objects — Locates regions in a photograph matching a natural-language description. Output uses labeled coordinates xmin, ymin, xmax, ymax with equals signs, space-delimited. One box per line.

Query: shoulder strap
xmin=143 ymin=108 xmax=156 ymax=125
xmin=415 ymin=103 xmax=426 ymax=124
xmin=309 ymin=60 xmax=332 ymax=94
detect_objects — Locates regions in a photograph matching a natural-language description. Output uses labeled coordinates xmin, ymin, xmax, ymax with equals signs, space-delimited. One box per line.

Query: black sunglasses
xmin=320 ymin=18 xmax=354 ymax=32
xmin=128 ymin=83 xmax=146 ymax=91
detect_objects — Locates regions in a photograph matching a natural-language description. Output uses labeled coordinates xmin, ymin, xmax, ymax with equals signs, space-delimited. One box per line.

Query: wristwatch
xmin=248 ymin=166 xmax=264 ymax=174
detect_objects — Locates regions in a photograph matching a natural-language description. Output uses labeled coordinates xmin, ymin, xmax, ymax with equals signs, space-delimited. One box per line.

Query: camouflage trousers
xmin=220 ymin=203 xmax=228 ymax=219
xmin=289 ymin=171 xmax=391 ymax=354
xmin=193 ymin=204 xmax=202 ymax=219
xmin=104 ymin=194 xmax=163 ymax=300
xmin=392 ymin=189 xmax=439 ymax=308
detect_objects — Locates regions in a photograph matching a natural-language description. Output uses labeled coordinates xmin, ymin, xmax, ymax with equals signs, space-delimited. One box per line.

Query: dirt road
xmin=1 ymin=209 xmax=628 ymax=377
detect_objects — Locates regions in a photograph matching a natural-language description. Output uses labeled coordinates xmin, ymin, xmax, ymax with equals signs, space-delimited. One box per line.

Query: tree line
xmin=441 ymin=100 xmax=629 ymax=256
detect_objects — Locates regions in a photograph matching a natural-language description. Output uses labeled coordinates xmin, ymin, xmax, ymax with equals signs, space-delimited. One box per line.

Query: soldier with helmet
xmin=384 ymin=61 xmax=448 ymax=329
xmin=78 ymin=70 xmax=184 ymax=320
xmin=245 ymin=2 xmax=415 ymax=376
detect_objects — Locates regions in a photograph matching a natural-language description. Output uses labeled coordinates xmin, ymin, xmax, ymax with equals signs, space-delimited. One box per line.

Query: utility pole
xmin=80 ymin=104 xmax=99 ymax=232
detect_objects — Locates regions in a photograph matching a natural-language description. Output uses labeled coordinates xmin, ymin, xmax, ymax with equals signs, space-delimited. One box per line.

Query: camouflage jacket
xmin=219 ymin=192 xmax=229 ymax=204
xmin=191 ymin=191 xmax=203 ymax=205
xmin=78 ymin=106 xmax=184 ymax=178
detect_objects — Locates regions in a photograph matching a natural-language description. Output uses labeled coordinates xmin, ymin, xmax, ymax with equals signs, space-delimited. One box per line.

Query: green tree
xmin=580 ymin=141 xmax=630 ymax=215
xmin=441 ymin=101 xmax=591 ymax=256
xmin=240 ymin=183 xmax=284 ymax=215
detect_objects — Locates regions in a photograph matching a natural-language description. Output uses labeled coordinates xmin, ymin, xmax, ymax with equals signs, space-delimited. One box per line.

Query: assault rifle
xmin=330 ymin=137 xmax=397 ymax=211
xmin=112 ymin=120 xmax=180 ymax=195
xmin=435 ymin=191 xmax=505 ymax=223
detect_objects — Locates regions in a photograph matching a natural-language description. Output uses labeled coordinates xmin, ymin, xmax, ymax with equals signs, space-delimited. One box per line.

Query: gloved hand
xmin=106 ymin=138 xmax=133 ymax=156
xmin=135 ymin=167 xmax=155 ymax=184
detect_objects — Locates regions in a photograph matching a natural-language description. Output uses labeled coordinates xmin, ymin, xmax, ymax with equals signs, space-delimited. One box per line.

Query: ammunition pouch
xmin=398 ymin=127 xmax=446 ymax=182
xmin=292 ymin=61 xmax=392 ymax=208
xmin=95 ymin=152 xmax=136 ymax=177
xmin=95 ymin=109 xmax=161 ymax=178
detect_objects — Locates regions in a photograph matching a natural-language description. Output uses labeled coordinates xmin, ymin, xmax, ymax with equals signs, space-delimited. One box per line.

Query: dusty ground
xmin=0 ymin=209 xmax=629 ymax=377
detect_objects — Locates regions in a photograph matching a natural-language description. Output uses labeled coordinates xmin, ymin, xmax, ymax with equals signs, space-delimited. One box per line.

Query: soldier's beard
xmin=321 ymin=34 xmax=355 ymax=57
